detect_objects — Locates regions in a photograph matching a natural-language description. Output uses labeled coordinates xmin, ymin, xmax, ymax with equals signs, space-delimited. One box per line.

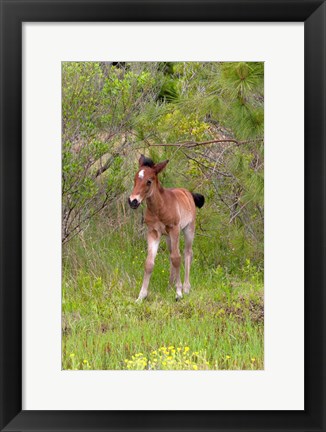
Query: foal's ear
xmin=139 ymin=154 xmax=155 ymax=168
xmin=154 ymin=160 xmax=169 ymax=174
xmin=139 ymin=154 xmax=146 ymax=167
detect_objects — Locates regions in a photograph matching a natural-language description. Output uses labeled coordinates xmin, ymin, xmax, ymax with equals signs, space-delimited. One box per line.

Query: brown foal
xmin=128 ymin=155 xmax=205 ymax=301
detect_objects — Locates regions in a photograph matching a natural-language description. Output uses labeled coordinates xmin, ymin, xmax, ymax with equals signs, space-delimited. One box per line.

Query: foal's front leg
xmin=137 ymin=230 xmax=161 ymax=302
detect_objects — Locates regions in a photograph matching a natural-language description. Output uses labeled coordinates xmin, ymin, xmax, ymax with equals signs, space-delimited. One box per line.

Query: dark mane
xmin=141 ymin=156 xmax=155 ymax=168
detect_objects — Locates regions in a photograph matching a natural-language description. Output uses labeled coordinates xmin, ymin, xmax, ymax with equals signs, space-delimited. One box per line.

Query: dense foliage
xmin=62 ymin=61 xmax=263 ymax=269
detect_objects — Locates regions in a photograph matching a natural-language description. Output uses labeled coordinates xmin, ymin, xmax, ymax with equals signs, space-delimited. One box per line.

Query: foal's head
xmin=128 ymin=154 xmax=169 ymax=209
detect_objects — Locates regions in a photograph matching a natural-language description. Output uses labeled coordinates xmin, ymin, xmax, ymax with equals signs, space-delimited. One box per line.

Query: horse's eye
xmin=147 ymin=180 xmax=152 ymax=186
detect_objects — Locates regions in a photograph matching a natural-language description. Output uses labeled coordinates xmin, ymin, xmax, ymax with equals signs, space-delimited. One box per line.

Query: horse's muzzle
xmin=128 ymin=197 xmax=140 ymax=209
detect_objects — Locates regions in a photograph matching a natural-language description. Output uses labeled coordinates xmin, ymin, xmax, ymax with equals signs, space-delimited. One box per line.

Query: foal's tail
xmin=191 ymin=192 xmax=205 ymax=208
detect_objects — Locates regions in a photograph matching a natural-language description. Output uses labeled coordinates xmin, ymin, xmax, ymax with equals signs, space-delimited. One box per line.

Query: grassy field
xmin=62 ymin=218 xmax=264 ymax=370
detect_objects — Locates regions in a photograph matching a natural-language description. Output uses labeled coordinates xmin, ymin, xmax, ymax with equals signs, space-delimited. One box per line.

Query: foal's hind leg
xmin=169 ymin=227 xmax=183 ymax=301
xmin=166 ymin=235 xmax=176 ymax=287
xmin=137 ymin=230 xmax=161 ymax=302
xmin=183 ymin=222 xmax=195 ymax=294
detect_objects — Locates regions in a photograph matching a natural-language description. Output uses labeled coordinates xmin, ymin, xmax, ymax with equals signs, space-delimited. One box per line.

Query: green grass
xmin=62 ymin=220 xmax=264 ymax=370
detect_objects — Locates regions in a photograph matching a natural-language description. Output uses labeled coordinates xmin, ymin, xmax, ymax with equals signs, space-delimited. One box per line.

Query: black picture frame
xmin=1 ymin=1 xmax=325 ymax=431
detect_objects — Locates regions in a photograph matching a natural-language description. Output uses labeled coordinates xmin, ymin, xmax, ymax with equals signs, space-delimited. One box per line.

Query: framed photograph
xmin=1 ymin=1 xmax=325 ymax=431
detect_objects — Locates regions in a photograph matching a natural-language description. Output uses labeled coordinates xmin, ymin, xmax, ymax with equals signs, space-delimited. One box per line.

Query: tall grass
xmin=62 ymin=217 xmax=264 ymax=370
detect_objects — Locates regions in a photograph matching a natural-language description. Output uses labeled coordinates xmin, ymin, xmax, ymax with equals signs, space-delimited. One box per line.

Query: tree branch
xmin=137 ymin=137 xmax=263 ymax=149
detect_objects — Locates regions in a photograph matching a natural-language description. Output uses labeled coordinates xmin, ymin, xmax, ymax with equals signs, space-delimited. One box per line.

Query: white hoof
xmin=183 ymin=283 xmax=191 ymax=294
xmin=175 ymin=293 xmax=183 ymax=301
